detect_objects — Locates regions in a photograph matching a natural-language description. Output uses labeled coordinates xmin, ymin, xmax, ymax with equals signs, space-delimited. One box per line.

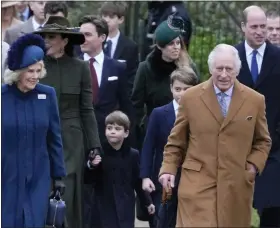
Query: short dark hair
xmin=105 ymin=111 xmax=130 ymax=131
xmin=266 ymin=9 xmax=280 ymax=19
xmin=170 ymin=67 xmax=198 ymax=86
xmin=44 ymin=2 xmax=68 ymax=18
xmin=99 ymin=2 xmax=127 ymax=18
xmin=79 ymin=15 xmax=108 ymax=38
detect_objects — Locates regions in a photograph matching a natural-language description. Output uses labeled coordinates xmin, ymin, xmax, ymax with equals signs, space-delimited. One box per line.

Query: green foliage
xmin=189 ymin=27 xmax=237 ymax=82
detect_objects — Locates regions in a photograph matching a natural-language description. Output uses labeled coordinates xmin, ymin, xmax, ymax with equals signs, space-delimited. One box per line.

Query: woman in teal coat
xmin=1 ymin=34 xmax=66 ymax=228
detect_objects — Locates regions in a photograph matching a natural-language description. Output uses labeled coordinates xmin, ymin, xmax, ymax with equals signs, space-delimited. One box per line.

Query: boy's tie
xmin=104 ymin=40 xmax=112 ymax=57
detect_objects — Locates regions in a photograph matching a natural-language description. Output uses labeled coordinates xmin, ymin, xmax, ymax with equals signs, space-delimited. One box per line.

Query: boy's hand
xmin=90 ymin=155 xmax=102 ymax=166
xmin=147 ymin=204 xmax=155 ymax=215
xmin=142 ymin=178 xmax=156 ymax=193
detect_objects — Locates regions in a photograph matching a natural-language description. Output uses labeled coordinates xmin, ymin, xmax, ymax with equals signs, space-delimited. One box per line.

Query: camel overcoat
xmin=159 ymin=79 xmax=272 ymax=227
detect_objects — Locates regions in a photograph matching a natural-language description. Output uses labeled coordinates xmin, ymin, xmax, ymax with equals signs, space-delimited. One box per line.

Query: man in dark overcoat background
xmin=235 ymin=5 xmax=280 ymax=227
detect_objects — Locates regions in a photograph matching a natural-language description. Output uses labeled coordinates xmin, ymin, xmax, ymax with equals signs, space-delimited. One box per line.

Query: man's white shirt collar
xmin=32 ymin=16 xmax=43 ymax=31
xmin=213 ymin=84 xmax=234 ymax=97
xmin=83 ymin=51 xmax=104 ymax=66
xmin=107 ymin=30 xmax=120 ymax=43
xmin=245 ymin=40 xmax=266 ymax=57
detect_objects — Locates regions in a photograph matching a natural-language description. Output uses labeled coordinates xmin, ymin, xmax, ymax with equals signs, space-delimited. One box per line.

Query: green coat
xmin=40 ymin=55 xmax=100 ymax=228
xmin=41 ymin=55 xmax=100 ymax=174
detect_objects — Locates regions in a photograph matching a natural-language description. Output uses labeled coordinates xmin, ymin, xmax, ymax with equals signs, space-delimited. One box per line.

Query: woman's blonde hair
xmin=175 ymin=36 xmax=191 ymax=69
xmin=3 ymin=61 xmax=47 ymax=85
xmin=152 ymin=36 xmax=192 ymax=69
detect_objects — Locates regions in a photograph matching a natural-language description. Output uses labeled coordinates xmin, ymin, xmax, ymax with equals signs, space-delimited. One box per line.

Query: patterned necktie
xmin=251 ymin=49 xmax=258 ymax=83
xmin=89 ymin=58 xmax=99 ymax=104
xmin=218 ymin=92 xmax=227 ymax=117
xmin=104 ymin=40 xmax=112 ymax=57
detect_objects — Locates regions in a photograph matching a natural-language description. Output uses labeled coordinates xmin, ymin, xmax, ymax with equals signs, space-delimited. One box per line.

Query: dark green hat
xmin=154 ymin=19 xmax=181 ymax=48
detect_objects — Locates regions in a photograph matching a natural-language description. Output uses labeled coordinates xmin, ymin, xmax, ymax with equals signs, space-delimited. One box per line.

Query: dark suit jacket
xmin=140 ymin=102 xmax=176 ymax=186
xmin=81 ymin=54 xmax=134 ymax=144
xmin=235 ymin=41 xmax=280 ymax=209
xmin=4 ymin=17 xmax=34 ymax=45
xmin=112 ymin=33 xmax=139 ymax=97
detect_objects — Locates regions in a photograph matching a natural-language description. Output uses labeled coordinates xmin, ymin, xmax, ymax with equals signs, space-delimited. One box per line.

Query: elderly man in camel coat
xmin=159 ymin=44 xmax=272 ymax=227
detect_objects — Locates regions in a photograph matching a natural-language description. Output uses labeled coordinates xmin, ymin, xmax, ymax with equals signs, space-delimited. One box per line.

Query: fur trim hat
xmin=7 ymin=34 xmax=45 ymax=71
xmin=155 ymin=15 xmax=185 ymax=47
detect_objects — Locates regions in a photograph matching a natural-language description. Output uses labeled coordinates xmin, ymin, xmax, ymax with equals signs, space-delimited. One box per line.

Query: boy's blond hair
xmin=170 ymin=67 xmax=198 ymax=86
xmin=105 ymin=111 xmax=130 ymax=131
xmin=99 ymin=2 xmax=128 ymax=18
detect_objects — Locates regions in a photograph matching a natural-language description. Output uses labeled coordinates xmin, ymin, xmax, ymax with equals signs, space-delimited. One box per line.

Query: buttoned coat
xmin=159 ymin=79 xmax=271 ymax=227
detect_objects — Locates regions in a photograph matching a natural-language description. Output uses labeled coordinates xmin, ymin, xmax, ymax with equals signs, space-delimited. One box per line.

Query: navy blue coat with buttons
xmin=1 ymin=83 xmax=66 ymax=228
xmin=85 ymin=140 xmax=152 ymax=228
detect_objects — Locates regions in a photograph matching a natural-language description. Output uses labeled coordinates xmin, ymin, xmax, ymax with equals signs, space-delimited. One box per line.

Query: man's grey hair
xmin=3 ymin=61 xmax=47 ymax=85
xmin=207 ymin=44 xmax=242 ymax=74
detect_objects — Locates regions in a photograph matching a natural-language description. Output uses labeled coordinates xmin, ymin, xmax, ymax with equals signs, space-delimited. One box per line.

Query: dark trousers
xmin=259 ymin=207 xmax=280 ymax=228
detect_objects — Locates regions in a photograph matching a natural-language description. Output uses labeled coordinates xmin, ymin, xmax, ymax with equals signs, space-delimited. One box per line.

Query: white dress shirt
xmin=83 ymin=51 xmax=104 ymax=87
xmin=214 ymin=85 xmax=234 ymax=113
xmin=106 ymin=30 xmax=120 ymax=58
xmin=32 ymin=16 xmax=43 ymax=31
xmin=173 ymin=99 xmax=179 ymax=116
xmin=245 ymin=40 xmax=266 ymax=74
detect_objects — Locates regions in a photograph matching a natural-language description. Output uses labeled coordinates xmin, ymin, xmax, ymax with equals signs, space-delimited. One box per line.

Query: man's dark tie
xmin=89 ymin=58 xmax=99 ymax=104
xmin=104 ymin=40 xmax=112 ymax=57
xmin=251 ymin=50 xmax=258 ymax=83
xmin=20 ymin=13 xmax=25 ymax=21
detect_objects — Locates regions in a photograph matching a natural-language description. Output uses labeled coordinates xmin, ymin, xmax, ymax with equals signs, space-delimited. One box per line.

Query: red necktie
xmin=89 ymin=58 xmax=99 ymax=104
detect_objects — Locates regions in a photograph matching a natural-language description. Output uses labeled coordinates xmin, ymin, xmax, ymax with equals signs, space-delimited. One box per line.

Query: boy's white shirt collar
xmin=173 ymin=99 xmax=179 ymax=116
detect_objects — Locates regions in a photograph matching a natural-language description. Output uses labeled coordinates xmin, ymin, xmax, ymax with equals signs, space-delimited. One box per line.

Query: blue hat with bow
xmin=7 ymin=33 xmax=46 ymax=71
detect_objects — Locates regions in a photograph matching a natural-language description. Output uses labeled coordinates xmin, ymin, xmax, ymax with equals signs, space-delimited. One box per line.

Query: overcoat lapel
xmin=113 ymin=34 xmax=124 ymax=59
xmin=255 ymin=43 xmax=275 ymax=88
xmin=200 ymin=78 xmax=224 ymax=126
xmin=220 ymin=80 xmax=246 ymax=131
xmin=163 ymin=102 xmax=176 ymax=129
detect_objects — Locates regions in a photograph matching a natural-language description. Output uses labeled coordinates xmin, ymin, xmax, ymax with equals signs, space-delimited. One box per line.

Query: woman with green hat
xmin=131 ymin=16 xmax=199 ymax=148
xmin=2 ymin=33 xmax=66 ymax=228
xmin=34 ymin=15 xmax=101 ymax=228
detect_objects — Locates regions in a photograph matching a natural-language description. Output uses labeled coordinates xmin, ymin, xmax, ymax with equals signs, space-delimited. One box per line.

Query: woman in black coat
xmin=131 ymin=17 xmax=199 ymax=149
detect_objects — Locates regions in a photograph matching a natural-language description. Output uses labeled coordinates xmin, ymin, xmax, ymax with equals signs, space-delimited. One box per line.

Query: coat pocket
xmin=182 ymin=159 xmax=202 ymax=172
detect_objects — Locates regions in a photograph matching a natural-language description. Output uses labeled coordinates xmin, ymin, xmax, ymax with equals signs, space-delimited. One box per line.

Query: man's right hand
xmin=142 ymin=178 xmax=156 ymax=193
xmin=159 ymin=174 xmax=175 ymax=192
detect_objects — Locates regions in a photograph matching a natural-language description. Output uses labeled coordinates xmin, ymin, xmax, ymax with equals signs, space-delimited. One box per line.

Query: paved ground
xmin=135 ymin=218 xmax=149 ymax=227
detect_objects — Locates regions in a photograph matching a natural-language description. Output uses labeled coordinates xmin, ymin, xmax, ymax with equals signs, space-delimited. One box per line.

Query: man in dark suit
xmin=100 ymin=2 xmax=139 ymax=96
xmin=4 ymin=1 xmax=46 ymax=45
xmin=235 ymin=5 xmax=280 ymax=227
xmin=79 ymin=15 xmax=134 ymax=228
xmin=79 ymin=15 xmax=134 ymax=144
xmin=266 ymin=9 xmax=280 ymax=48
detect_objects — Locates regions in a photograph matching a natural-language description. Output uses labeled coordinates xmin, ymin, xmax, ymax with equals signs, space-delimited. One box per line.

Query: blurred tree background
xmin=67 ymin=1 xmax=280 ymax=82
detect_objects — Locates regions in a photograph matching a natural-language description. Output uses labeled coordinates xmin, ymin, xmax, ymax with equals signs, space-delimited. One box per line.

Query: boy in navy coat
xmin=86 ymin=111 xmax=155 ymax=228
xmin=140 ymin=67 xmax=198 ymax=227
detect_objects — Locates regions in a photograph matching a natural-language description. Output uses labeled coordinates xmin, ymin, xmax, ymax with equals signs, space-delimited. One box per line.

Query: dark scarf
xmin=102 ymin=139 xmax=131 ymax=158
xmin=148 ymin=47 xmax=177 ymax=80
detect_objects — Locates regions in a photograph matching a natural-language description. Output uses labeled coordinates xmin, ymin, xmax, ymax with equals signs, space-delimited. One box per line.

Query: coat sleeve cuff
xmin=159 ymin=164 xmax=178 ymax=177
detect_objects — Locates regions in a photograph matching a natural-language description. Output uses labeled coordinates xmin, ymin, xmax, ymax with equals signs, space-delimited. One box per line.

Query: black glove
xmin=53 ymin=179 xmax=66 ymax=196
xmin=88 ymin=148 xmax=101 ymax=162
